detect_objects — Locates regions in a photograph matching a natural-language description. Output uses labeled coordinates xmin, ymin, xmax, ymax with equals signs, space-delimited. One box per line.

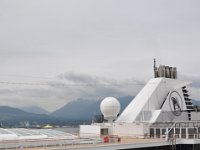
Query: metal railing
xmin=150 ymin=121 xmax=200 ymax=140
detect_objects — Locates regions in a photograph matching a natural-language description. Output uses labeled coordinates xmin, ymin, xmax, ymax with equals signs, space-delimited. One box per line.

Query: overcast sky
xmin=0 ymin=0 xmax=200 ymax=111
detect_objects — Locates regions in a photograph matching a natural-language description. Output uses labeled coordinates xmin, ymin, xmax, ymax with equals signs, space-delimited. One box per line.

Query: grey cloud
xmin=179 ymin=74 xmax=200 ymax=88
xmin=58 ymin=72 xmax=99 ymax=84
xmin=0 ymin=0 xmax=200 ymax=80
xmin=51 ymin=72 xmax=145 ymax=100
xmin=0 ymin=0 xmax=200 ymax=110
xmin=0 ymin=72 xmax=200 ymax=111
xmin=0 ymin=72 xmax=145 ymax=111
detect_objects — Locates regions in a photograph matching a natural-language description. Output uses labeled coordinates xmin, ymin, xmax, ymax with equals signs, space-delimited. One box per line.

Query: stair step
xmin=186 ymin=104 xmax=194 ymax=106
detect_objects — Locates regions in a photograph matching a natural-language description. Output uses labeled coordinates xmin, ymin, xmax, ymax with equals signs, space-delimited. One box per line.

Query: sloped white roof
xmin=116 ymin=77 xmax=188 ymax=123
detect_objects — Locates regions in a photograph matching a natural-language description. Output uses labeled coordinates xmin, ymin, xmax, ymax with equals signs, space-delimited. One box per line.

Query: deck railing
xmin=149 ymin=121 xmax=200 ymax=140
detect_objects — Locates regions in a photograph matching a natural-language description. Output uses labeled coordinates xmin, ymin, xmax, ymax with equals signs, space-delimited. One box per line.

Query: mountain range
xmin=20 ymin=106 xmax=50 ymax=115
xmin=0 ymin=96 xmax=134 ymax=127
xmin=0 ymin=106 xmax=56 ymax=127
xmin=51 ymin=96 xmax=134 ymax=120
xmin=0 ymin=97 xmax=200 ymax=127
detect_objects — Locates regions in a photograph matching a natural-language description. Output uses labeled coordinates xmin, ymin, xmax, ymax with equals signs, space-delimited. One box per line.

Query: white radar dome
xmin=100 ymin=97 xmax=121 ymax=122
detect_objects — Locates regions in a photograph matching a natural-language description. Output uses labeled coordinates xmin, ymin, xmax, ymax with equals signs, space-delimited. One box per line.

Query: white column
xmin=154 ymin=128 xmax=156 ymax=138
xmin=186 ymin=128 xmax=189 ymax=139
xmin=160 ymin=128 xmax=162 ymax=139
xmin=174 ymin=127 xmax=176 ymax=139
xmin=165 ymin=128 xmax=169 ymax=141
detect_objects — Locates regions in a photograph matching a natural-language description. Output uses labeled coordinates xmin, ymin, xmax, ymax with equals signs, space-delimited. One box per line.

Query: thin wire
xmin=0 ymin=80 xmax=199 ymax=93
xmin=0 ymin=74 xmax=54 ymax=79
xmin=0 ymin=81 xmax=146 ymax=87
xmin=0 ymin=81 xmax=48 ymax=86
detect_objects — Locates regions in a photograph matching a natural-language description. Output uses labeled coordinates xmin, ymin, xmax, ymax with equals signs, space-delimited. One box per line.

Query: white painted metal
xmin=112 ymin=123 xmax=149 ymax=138
xmin=116 ymin=77 xmax=190 ymax=123
xmin=79 ymin=125 xmax=100 ymax=138
xmin=100 ymin=97 xmax=121 ymax=122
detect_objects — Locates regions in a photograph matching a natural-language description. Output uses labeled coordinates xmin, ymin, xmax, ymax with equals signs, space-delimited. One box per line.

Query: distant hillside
xmin=192 ymin=99 xmax=200 ymax=106
xmin=0 ymin=106 xmax=55 ymax=127
xmin=51 ymin=98 xmax=97 ymax=120
xmin=0 ymin=96 xmax=134 ymax=127
xmin=20 ymin=106 xmax=50 ymax=115
xmin=51 ymin=96 xmax=134 ymax=121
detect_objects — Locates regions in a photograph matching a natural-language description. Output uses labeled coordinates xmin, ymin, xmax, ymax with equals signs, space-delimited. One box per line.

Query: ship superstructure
xmin=79 ymin=61 xmax=200 ymax=138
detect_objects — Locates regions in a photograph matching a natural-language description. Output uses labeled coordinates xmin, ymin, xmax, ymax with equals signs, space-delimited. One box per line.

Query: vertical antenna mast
xmin=154 ymin=58 xmax=157 ymax=78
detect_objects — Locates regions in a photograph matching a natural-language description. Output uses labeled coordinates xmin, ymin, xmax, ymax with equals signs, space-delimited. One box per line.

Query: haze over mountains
xmin=20 ymin=106 xmax=50 ymax=115
xmin=51 ymin=96 xmax=134 ymax=120
xmin=0 ymin=96 xmax=134 ymax=127
xmin=0 ymin=106 xmax=55 ymax=127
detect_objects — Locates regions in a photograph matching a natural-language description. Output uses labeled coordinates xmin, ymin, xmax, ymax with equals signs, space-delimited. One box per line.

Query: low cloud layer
xmin=0 ymin=72 xmax=200 ymax=112
xmin=0 ymin=72 xmax=145 ymax=111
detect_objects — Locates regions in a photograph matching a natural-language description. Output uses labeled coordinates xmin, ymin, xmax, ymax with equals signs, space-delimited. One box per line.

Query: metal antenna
xmin=154 ymin=58 xmax=157 ymax=78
